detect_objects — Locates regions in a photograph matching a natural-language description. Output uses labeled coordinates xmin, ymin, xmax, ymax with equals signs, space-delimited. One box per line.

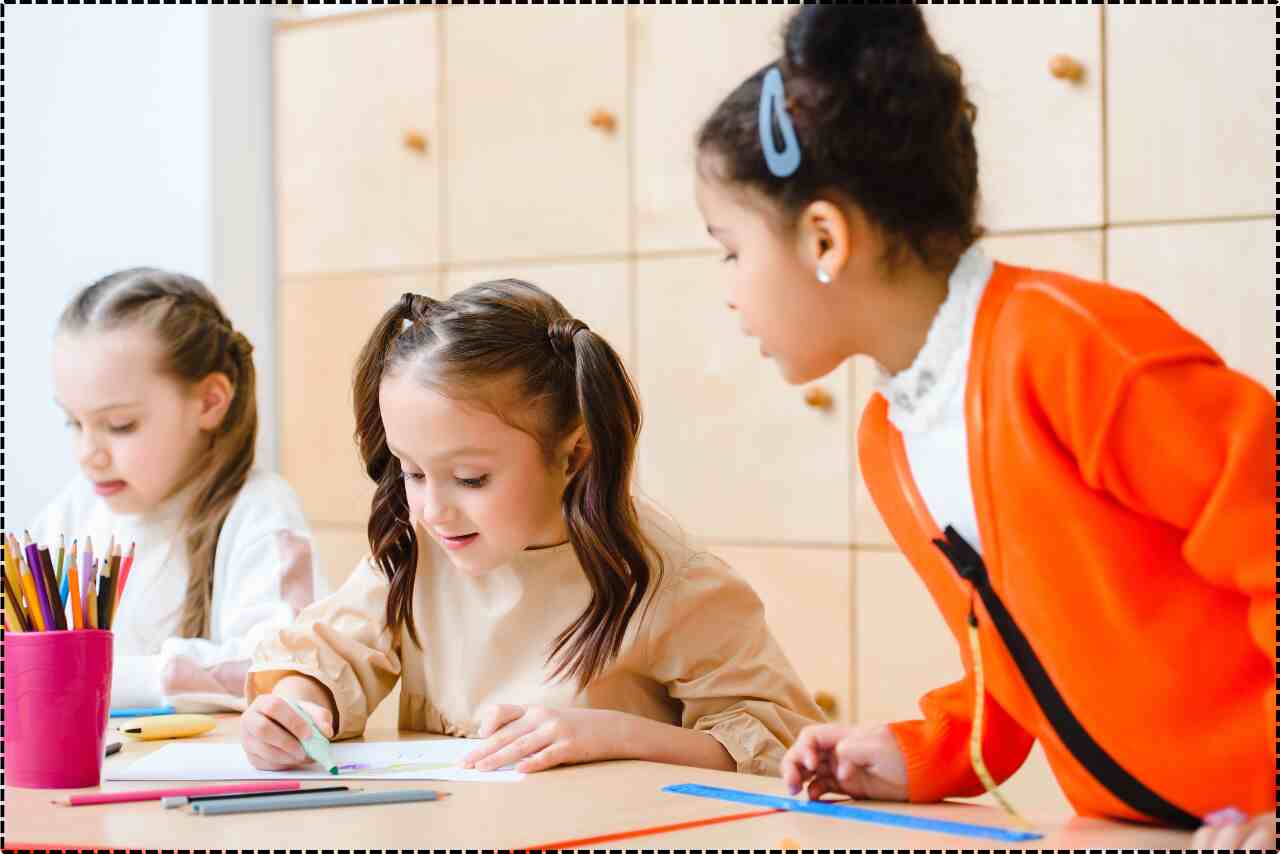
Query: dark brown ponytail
xmin=544 ymin=320 xmax=653 ymax=688
xmin=352 ymin=292 xmax=440 ymax=649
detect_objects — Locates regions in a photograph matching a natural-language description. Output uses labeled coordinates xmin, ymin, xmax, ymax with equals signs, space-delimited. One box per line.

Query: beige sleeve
xmin=643 ymin=554 xmax=825 ymax=776
xmin=247 ymin=557 xmax=402 ymax=739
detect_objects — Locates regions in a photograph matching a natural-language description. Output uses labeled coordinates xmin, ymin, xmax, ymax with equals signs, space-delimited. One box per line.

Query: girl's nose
xmin=79 ymin=435 xmax=110 ymax=470
xmin=418 ymin=486 xmax=453 ymax=526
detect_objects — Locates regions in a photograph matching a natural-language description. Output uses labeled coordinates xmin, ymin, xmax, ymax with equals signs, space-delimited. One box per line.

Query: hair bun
xmin=784 ymin=7 xmax=927 ymax=77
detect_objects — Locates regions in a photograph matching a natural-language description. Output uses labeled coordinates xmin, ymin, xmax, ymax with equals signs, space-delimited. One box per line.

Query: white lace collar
xmin=877 ymin=246 xmax=994 ymax=434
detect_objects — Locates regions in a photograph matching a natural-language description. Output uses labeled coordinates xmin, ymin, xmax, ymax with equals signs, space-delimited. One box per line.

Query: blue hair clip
xmin=759 ymin=66 xmax=801 ymax=178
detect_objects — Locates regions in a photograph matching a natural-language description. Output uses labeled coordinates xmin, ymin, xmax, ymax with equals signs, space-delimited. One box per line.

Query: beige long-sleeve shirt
xmin=249 ymin=504 xmax=822 ymax=775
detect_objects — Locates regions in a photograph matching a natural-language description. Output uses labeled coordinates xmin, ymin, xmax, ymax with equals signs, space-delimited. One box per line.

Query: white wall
xmin=6 ymin=7 xmax=276 ymax=529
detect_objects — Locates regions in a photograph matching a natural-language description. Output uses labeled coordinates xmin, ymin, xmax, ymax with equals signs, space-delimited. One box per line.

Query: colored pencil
xmin=17 ymin=555 xmax=45 ymax=631
xmin=55 ymin=781 xmax=303 ymax=807
xmin=163 ymin=785 xmax=350 ymax=809
xmin=82 ymin=536 xmax=94 ymax=599
xmin=38 ymin=547 xmax=67 ymax=630
xmin=60 ymin=540 xmax=77 ymax=608
xmin=3 ymin=536 xmax=24 ymax=613
xmin=67 ymin=549 xmax=84 ymax=630
xmin=24 ymin=542 xmax=55 ymax=631
xmin=107 ymin=546 xmax=122 ymax=627
xmin=54 ymin=534 xmax=66 ymax=587
xmin=114 ymin=542 xmax=135 ymax=613
xmin=98 ymin=550 xmax=117 ymax=631
xmin=81 ymin=540 xmax=96 ymax=627
xmin=86 ymin=560 xmax=99 ymax=630
xmin=526 ymin=808 xmax=781 ymax=851
xmin=3 ymin=572 xmax=31 ymax=632
xmin=193 ymin=788 xmax=440 ymax=816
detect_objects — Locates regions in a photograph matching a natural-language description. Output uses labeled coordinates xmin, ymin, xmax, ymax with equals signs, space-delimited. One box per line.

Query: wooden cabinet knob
xmin=813 ymin=690 xmax=838 ymax=718
xmin=803 ymin=386 xmax=834 ymax=411
xmin=588 ymin=108 xmax=618 ymax=134
xmin=1048 ymin=54 xmax=1084 ymax=83
xmin=403 ymin=130 xmax=428 ymax=154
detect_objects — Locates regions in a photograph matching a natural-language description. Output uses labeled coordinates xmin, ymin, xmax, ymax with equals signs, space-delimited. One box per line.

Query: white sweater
xmin=33 ymin=469 xmax=327 ymax=711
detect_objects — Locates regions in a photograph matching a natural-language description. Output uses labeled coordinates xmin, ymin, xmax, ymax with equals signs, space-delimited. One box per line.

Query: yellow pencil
xmin=3 ymin=534 xmax=24 ymax=611
xmin=2 ymin=595 xmax=16 ymax=632
xmin=68 ymin=549 xmax=84 ymax=631
xmin=19 ymin=557 xmax=45 ymax=632
xmin=55 ymin=533 xmax=66 ymax=587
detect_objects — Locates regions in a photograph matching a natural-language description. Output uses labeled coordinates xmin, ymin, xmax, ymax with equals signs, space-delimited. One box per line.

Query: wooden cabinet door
xmin=443 ymin=261 xmax=633 ymax=367
xmin=443 ymin=7 xmax=628 ymax=264
xmin=924 ymin=8 xmax=1104 ymax=232
xmin=855 ymin=549 xmax=962 ymax=725
xmin=1107 ymin=219 xmax=1272 ymax=388
xmin=632 ymin=6 xmax=791 ymax=254
xmin=276 ymin=11 xmax=441 ymax=276
xmin=1106 ymin=7 xmax=1272 ymax=222
xmin=635 ymin=255 xmax=853 ymax=545
xmin=717 ymin=545 xmax=854 ymax=724
xmin=280 ymin=273 xmax=441 ymax=526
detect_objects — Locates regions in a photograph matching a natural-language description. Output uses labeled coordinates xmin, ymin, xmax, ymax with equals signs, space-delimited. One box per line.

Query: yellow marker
xmin=118 ymin=714 xmax=217 ymax=741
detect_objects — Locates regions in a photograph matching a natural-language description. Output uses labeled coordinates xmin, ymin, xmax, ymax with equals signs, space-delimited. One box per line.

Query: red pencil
xmin=114 ymin=542 xmax=135 ymax=612
xmin=54 ymin=781 xmax=301 ymax=807
xmin=525 ymin=808 xmax=780 ymax=850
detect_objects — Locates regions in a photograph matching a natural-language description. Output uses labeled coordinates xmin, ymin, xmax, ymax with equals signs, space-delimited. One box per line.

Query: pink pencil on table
xmin=54 ymin=781 xmax=302 ymax=807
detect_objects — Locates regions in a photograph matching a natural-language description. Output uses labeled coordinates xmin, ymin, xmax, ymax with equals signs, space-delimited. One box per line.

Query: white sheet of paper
xmin=106 ymin=739 xmax=524 ymax=782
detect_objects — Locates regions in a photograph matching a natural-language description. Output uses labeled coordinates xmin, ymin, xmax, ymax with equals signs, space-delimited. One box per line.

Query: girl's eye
xmin=108 ymin=422 xmax=137 ymax=434
xmin=721 ymin=253 xmax=738 ymax=264
xmin=455 ymin=476 xmax=488 ymax=489
xmin=65 ymin=420 xmax=82 ymax=431
xmin=400 ymin=471 xmax=426 ymax=482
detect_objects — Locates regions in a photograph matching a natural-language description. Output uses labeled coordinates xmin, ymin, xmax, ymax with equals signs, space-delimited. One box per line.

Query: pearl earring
xmin=816 ymin=266 xmax=831 ymax=285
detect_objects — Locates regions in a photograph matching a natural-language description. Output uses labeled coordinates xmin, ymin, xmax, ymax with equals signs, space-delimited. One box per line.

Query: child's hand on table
xmin=242 ymin=692 xmax=335 ymax=771
xmin=1191 ymin=808 xmax=1277 ymax=850
xmin=461 ymin=704 xmax=621 ymax=773
xmin=781 ymin=723 xmax=908 ymax=802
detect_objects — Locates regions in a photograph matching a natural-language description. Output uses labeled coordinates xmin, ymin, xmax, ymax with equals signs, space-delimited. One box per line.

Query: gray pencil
xmin=193 ymin=787 xmax=440 ymax=816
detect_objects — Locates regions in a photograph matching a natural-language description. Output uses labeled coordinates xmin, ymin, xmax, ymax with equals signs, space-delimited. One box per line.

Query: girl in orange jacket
xmin=693 ymin=6 xmax=1273 ymax=848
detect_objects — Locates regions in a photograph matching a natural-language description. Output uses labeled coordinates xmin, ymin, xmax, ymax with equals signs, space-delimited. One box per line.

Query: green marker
xmin=282 ymin=697 xmax=338 ymax=775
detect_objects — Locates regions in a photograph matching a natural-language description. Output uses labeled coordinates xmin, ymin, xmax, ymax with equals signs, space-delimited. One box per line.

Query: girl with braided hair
xmin=33 ymin=267 xmax=325 ymax=711
xmin=244 ymin=278 xmax=822 ymax=776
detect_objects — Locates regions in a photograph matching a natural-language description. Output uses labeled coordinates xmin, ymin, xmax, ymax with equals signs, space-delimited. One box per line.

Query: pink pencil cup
xmin=3 ymin=629 xmax=113 ymax=788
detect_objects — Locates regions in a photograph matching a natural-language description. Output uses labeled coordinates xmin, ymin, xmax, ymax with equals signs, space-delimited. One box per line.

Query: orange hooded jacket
xmin=858 ymin=262 xmax=1275 ymax=824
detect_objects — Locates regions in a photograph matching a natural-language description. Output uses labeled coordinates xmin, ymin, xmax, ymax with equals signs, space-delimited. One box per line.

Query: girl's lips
xmin=94 ymin=480 xmax=127 ymax=497
xmin=439 ymin=532 xmax=479 ymax=552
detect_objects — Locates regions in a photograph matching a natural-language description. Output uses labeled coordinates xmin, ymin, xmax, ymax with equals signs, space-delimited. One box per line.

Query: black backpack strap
xmin=932 ymin=525 xmax=1201 ymax=830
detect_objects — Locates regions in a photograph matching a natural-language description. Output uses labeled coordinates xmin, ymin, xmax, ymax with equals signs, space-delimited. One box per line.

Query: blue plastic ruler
xmin=663 ymin=784 xmax=1043 ymax=843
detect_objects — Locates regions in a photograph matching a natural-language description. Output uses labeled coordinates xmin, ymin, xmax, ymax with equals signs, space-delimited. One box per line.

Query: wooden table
xmin=5 ymin=715 xmax=1194 ymax=849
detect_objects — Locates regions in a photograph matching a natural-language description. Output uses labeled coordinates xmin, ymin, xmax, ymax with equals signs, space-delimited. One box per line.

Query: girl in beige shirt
xmin=243 ymin=279 xmax=822 ymax=776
